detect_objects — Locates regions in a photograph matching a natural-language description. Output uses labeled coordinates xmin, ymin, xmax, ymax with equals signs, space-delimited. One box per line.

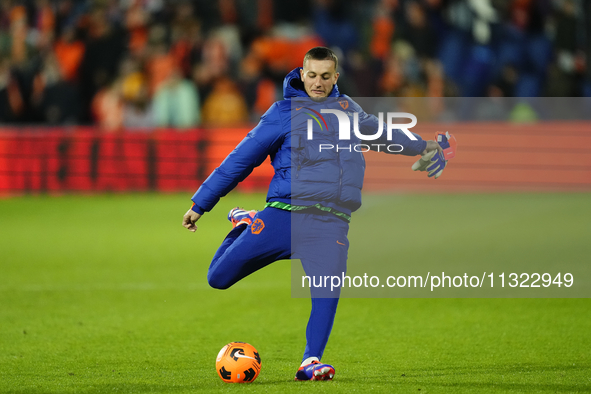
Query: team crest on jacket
xmin=338 ymin=99 xmax=349 ymax=110
xmin=251 ymin=218 xmax=265 ymax=234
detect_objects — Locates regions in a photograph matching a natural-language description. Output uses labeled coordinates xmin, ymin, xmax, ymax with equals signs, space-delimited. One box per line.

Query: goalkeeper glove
xmin=412 ymin=131 xmax=456 ymax=179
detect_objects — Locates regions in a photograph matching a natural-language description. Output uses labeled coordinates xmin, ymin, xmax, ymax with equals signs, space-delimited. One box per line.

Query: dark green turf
xmin=0 ymin=192 xmax=590 ymax=393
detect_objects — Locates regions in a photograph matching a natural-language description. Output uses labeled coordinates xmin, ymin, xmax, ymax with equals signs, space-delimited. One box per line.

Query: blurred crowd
xmin=0 ymin=0 xmax=589 ymax=129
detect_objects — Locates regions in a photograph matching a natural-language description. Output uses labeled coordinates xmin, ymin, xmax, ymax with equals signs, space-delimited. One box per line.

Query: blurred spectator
xmin=370 ymin=0 xmax=397 ymax=62
xmin=547 ymin=0 xmax=586 ymax=96
xmin=79 ymin=6 xmax=127 ymax=123
xmin=193 ymin=30 xmax=231 ymax=86
xmin=54 ymin=0 xmax=86 ymax=35
xmin=510 ymin=101 xmax=538 ymax=123
xmin=146 ymin=36 xmax=176 ymax=95
xmin=248 ymin=29 xmax=323 ymax=81
xmin=124 ymin=0 xmax=151 ymax=56
xmin=53 ymin=25 xmax=85 ymax=82
xmin=476 ymin=88 xmax=510 ymax=121
xmin=201 ymin=76 xmax=247 ymax=126
xmin=238 ymin=51 xmax=278 ymax=119
xmin=379 ymin=43 xmax=408 ymax=96
xmin=31 ymin=53 xmax=79 ymax=124
xmin=312 ymin=0 xmax=359 ymax=56
xmin=33 ymin=0 xmax=56 ymax=50
xmin=170 ymin=18 xmax=203 ymax=78
xmin=492 ymin=64 xmax=518 ymax=97
xmin=122 ymin=87 xmax=153 ymax=129
xmin=8 ymin=4 xmax=30 ymax=65
xmin=153 ymin=67 xmax=200 ymax=128
xmin=92 ymin=79 xmax=123 ymax=132
xmin=0 ymin=57 xmax=24 ymax=122
xmin=120 ymin=55 xmax=153 ymax=129
xmin=399 ymin=1 xmax=437 ymax=60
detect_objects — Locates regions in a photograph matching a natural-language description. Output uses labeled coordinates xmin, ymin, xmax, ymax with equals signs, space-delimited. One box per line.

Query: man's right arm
xmin=189 ymin=103 xmax=285 ymax=216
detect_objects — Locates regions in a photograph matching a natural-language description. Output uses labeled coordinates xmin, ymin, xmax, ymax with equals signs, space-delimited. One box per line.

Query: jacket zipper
xmin=335 ymin=126 xmax=343 ymax=202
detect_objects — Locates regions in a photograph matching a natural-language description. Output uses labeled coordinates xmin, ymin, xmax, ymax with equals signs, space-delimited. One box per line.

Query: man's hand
xmin=413 ymin=132 xmax=456 ymax=179
xmin=412 ymin=149 xmax=446 ymax=178
xmin=182 ymin=209 xmax=202 ymax=232
xmin=412 ymin=149 xmax=438 ymax=172
xmin=422 ymin=140 xmax=444 ymax=157
xmin=413 ymin=140 xmax=445 ymax=177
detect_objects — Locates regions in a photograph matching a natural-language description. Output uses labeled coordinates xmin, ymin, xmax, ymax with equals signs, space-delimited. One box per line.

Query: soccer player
xmin=182 ymin=47 xmax=445 ymax=381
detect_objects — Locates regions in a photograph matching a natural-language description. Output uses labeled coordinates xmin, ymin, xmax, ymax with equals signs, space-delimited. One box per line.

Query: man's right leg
xmin=207 ymin=207 xmax=291 ymax=289
xmin=292 ymin=211 xmax=349 ymax=381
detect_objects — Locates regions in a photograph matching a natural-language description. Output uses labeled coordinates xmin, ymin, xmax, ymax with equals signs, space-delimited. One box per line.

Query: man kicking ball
xmin=182 ymin=47 xmax=447 ymax=381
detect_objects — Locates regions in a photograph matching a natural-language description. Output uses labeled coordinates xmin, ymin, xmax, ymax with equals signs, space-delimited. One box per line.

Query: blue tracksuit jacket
xmin=191 ymin=68 xmax=427 ymax=216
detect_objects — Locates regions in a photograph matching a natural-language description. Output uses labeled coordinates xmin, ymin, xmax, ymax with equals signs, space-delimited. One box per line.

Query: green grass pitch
xmin=1 ymin=192 xmax=590 ymax=393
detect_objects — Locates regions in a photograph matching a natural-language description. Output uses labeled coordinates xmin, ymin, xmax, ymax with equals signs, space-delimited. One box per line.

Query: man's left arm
xmin=357 ymin=111 xmax=441 ymax=156
xmin=357 ymin=110 xmax=454 ymax=179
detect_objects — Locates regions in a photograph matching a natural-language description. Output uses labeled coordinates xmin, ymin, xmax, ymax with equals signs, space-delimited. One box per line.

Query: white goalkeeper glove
xmin=412 ymin=132 xmax=456 ymax=179
xmin=412 ymin=149 xmax=447 ymax=179
xmin=411 ymin=149 xmax=437 ymax=172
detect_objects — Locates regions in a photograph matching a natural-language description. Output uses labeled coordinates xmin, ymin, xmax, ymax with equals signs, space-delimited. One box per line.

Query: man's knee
xmin=207 ymin=270 xmax=232 ymax=290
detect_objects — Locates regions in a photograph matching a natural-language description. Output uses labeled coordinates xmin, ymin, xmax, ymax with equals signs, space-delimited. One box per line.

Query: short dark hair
xmin=303 ymin=47 xmax=338 ymax=70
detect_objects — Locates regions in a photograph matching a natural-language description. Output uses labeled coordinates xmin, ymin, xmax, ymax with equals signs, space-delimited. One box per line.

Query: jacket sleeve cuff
xmin=190 ymin=202 xmax=205 ymax=215
xmin=418 ymin=140 xmax=427 ymax=155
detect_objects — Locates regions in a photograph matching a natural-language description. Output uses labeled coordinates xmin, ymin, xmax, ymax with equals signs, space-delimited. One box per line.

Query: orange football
xmin=215 ymin=342 xmax=261 ymax=383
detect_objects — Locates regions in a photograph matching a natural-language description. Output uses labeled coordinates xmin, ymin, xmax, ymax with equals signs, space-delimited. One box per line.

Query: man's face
xmin=300 ymin=59 xmax=339 ymax=99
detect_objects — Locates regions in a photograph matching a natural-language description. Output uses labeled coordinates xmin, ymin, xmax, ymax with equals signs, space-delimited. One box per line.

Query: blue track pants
xmin=207 ymin=207 xmax=349 ymax=362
